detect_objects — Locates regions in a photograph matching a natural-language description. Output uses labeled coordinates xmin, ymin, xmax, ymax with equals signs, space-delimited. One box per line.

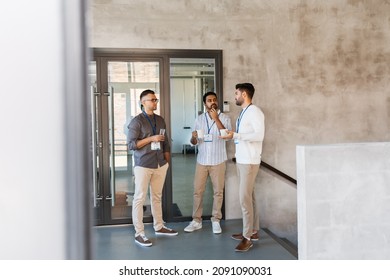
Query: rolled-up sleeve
xmin=127 ymin=118 xmax=142 ymax=151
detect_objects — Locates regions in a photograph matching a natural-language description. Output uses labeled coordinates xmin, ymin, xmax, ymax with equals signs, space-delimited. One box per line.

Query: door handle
xmin=107 ymin=86 xmax=116 ymax=207
xmin=91 ymin=86 xmax=101 ymax=207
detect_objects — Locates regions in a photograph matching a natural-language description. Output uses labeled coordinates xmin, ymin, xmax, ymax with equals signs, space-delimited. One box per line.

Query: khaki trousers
xmin=192 ymin=162 xmax=226 ymax=223
xmin=132 ymin=163 xmax=169 ymax=236
xmin=236 ymin=163 xmax=260 ymax=239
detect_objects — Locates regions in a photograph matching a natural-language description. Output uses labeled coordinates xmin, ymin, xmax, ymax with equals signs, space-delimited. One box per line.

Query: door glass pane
xmin=170 ymin=58 xmax=216 ymax=218
xmin=107 ymin=61 xmax=160 ymax=220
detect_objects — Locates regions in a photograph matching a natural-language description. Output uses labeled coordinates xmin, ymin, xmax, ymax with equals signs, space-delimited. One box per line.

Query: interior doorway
xmin=169 ymin=58 xmax=218 ymax=219
xmin=89 ymin=49 xmax=222 ymax=225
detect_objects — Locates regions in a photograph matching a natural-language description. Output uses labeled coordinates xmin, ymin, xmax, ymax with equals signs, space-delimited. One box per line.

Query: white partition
xmin=297 ymin=142 xmax=390 ymax=259
xmin=1 ymin=0 xmax=89 ymax=259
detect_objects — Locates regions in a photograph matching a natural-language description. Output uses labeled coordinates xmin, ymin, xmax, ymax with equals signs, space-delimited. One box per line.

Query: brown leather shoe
xmin=155 ymin=226 xmax=178 ymax=236
xmin=235 ymin=238 xmax=253 ymax=252
xmin=231 ymin=232 xmax=259 ymax=241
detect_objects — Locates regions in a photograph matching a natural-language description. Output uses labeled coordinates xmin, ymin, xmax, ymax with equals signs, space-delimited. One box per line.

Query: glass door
xmin=90 ymin=49 xmax=222 ymax=225
xmin=90 ymin=57 xmax=162 ymax=225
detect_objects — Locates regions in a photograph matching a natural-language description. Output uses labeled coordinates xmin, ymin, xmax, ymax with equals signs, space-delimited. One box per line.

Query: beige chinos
xmin=236 ymin=163 xmax=260 ymax=239
xmin=192 ymin=162 xmax=226 ymax=223
xmin=132 ymin=163 xmax=169 ymax=236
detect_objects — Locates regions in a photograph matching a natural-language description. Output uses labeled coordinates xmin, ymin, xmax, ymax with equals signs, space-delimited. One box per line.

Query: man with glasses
xmin=184 ymin=91 xmax=232 ymax=234
xmin=127 ymin=89 xmax=178 ymax=247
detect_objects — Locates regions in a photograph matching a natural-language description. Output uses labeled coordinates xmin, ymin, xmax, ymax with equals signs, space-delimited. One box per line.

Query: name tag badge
xmin=234 ymin=139 xmax=239 ymax=144
xmin=151 ymin=141 xmax=161 ymax=150
xmin=204 ymin=134 xmax=213 ymax=142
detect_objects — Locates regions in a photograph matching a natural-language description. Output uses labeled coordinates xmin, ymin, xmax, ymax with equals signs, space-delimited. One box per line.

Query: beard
xmin=235 ymin=99 xmax=242 ymax=106
xmin=207 ymin=103 xmax=218 ymax=110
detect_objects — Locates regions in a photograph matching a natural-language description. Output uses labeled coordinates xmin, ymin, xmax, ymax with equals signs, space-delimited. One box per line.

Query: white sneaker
xmin=212 ymin=221 xmax=222 ymax=234
xmin=184 ymin=220 xmax=202 ymax=232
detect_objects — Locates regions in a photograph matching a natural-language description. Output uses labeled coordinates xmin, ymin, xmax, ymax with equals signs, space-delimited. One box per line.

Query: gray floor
xmin=92 ymin=219 xmax=297 ymax=260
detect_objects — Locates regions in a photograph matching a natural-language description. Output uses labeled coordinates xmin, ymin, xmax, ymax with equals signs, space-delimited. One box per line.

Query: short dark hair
xmin=202 ymin=91 xmax=217 ymax=103
xmin=235 ymin=83 xmax=255 ymax=99
xmin=140 ymin=89 xmax=155 ymax=100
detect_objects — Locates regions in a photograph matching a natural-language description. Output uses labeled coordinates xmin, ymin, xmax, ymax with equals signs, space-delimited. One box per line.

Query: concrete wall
xmin=297 ymin=142 xmax=390 ymax=259
xmin=90 ymin=0 xmax=390 ymax=246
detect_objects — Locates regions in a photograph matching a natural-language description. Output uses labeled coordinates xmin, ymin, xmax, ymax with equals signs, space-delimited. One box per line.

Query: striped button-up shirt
xmin=193 ymin=111 xmax=232 ymax=166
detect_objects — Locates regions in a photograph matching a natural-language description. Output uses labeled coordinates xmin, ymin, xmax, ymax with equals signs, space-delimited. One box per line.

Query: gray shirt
xmin=127 ymin=112 xmax=170 ymax=169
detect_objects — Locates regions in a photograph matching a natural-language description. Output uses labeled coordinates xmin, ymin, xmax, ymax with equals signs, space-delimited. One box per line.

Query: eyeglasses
xmin=144 ymin=99 xmax=159 ymax=103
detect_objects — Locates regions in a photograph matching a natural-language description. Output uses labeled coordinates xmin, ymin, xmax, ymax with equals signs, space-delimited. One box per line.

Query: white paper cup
xmin=196 ymin=129 xmax=204 ymax=139
xmin=220 ymin=129 xmax=228 ymax=137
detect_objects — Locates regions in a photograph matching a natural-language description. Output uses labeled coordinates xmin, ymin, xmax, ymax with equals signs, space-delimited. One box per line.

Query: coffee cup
xmin=220 ymin=129 xmax=228 ymax=137
xmin=196 ymin=129 xmax=204 ymax=139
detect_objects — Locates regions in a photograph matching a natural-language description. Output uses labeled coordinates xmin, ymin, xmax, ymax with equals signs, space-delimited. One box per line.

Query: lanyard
xmin=143 ymin=111 xmax=157 ymax=135
xmin=236 ymin=104 xmax=251 ymax=133
xmin=205 ymin=111 xmax=220 ymax=134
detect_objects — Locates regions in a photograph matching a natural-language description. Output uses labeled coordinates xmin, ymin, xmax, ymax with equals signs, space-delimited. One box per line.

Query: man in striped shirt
xmin=184 ymin=92 xmax=232 ymax=234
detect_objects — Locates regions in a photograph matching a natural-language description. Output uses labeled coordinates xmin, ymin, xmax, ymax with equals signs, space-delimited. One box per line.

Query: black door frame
xmin=92 ymin=48 xmax=223 ymax=225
